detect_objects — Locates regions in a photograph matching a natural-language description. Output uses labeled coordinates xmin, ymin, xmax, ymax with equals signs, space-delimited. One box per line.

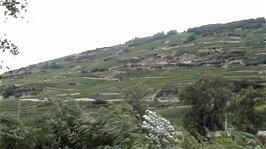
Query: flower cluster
xmin=142 ymin=110 xmax=180 ymax=147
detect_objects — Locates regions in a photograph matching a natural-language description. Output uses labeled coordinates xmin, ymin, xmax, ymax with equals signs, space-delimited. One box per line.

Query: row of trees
xmin=125 ymin=30 xmax=177 ymax=47
xmin=187 ymin=17 xmax=266 ymax=36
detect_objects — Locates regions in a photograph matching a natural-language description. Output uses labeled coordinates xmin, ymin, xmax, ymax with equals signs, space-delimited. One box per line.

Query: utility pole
xmin=224 ymin=112 xmax=228 ymax=132
xmin=17 ymin=99 xmax=21 ymax=122
xmin=224 ymin=101 xmax=229 ymax=133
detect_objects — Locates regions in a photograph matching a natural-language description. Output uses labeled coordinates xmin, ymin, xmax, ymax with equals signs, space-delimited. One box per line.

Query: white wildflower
xmin=141 ymin=110 xmax=180 ymax=147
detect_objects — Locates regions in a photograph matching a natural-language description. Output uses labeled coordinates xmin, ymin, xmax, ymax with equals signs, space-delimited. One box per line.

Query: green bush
xmin=0 ymin=101 xmax=151 ymax=149
xmin=0 ymin=117 xmax=34 ymax=149
xmin=80 ymin=105 xmax=151 ymax=148
xmin=92 ymin=99 xmax=107 ymax=105
xmin=2 ymin=85 xmax=16 ymax=99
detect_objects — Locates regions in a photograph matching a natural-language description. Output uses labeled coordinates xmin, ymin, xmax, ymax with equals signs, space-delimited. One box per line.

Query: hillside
xmin=1 ymin=17 xmax=266 ymax=101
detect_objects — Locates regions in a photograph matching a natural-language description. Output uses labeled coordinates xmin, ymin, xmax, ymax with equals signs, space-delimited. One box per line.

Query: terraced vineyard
xmin=0 ymin=18 xmax=266 ymax=149
xmin=0 ymin=17 xmax=266 ymax=123
xmin=1 ymin=18 xmax=265 ymax=100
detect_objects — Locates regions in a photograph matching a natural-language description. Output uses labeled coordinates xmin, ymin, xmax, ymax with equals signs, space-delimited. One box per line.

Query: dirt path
xmin=74 ymin=98 xmax=96 ymax=101
xmin=81 ymin=77 xmax=120 ymax=81
xmin=19 ymin=99 xmax=48 ymax=102
xmin=130 ymin=76 xmax=171 ymax=80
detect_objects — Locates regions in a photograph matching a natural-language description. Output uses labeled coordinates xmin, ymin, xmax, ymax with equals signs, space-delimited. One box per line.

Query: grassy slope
xmin=0 ymin=19 xmax=265 ymax=149
xmin=1 ymin=24 xmax=266 ymax=100
xmin=0 ymin=19 xmax=266 ymax=124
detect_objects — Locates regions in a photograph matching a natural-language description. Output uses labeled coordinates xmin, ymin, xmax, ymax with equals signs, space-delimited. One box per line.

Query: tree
xmin=0 ymin=0 xmax=28 ymax=69
xmin=187 ymin=17 xmax=266 ymax=35
xmin=179 ymin=75 xmax=234 ymax=137
xmin=184 ymin=34 xmax=196 ymax=43
xmin=230 ymin=87 xmax=265 ymax=133
xmin=2 ymin=84 xmax=16 ymax=98
xmin=166 ymin=30 xmax=177 ymax=36
xmin=123 ymin=83 xmax=152 ymax=118
xmin=0 ymin=0 xmax=28 ymax=19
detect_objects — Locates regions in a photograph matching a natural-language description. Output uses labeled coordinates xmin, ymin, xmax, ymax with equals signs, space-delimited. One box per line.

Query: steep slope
xmin=1 ymin=17 xmax=266 ymax=100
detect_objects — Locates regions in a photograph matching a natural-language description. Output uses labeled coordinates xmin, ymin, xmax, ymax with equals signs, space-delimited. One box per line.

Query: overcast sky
xmin=0 ymin=0 xmax=265 ymax=73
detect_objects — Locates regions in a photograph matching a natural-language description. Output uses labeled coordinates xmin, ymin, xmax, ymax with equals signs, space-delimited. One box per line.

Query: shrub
xmin=92 ymin=99 xmax=107 ymax=105
xmin=80 ymin=70 xmax=88 ymax=74
xmin=184 ymin=34 xmax=196 ymax=43
xmin=0 ymin=117 xmax=34 ymax=149
xmin=68 ymin=82 xmax=76 ymax=85
xmin=42 ymin=62 xmax=63 ymax=69
xmin=80 ymin=105 xmax=151 ymax=148
xmin=2 ymin=85 xmax=42 ymax=98
xmin=233 ymin=79 xmax=263 ymax=92
xmin=90 ymin=67 xmax=108 ymax=72
xmin=16 ymin=101 xmax=152 ymax=149
xmin=2 ymin=85 xmax=16 ymax=98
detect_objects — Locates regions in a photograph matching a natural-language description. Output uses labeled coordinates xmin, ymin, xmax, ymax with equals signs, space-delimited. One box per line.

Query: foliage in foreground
xmin=0 ymin=99 xmax=265 ymax=149
xmin=82 ymin=104 xmax=150 ymax=148
xmin=0 ymin=117 xmax=33 ymax=149
xmin=179 ymin=129 xmax=265 ymax=149
xmin=0 ymin=101 xmax=151 ymax=149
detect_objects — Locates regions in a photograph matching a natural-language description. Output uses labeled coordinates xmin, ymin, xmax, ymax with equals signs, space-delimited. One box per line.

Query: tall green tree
xmin=123 ymin=82 xmax=152 ymax=118
xmin=179 ymin=75 xmax=234 ymax=137
xmin=230 ymin=87 xmax=265 ymax=133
